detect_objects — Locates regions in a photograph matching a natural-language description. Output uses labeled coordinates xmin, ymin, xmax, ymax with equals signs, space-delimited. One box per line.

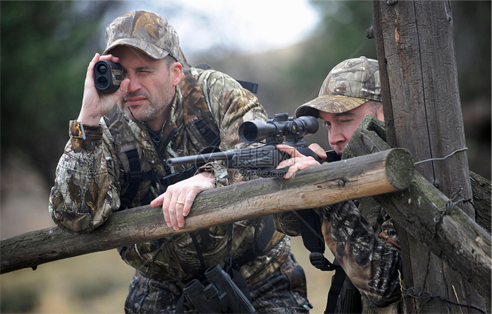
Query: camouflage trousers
xmin=124 ymin=254 xmax=311 ymax=313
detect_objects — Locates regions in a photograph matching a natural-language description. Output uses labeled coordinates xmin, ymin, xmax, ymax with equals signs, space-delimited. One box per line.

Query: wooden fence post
xmin=372 ymin=0 xmax=486 ymax=312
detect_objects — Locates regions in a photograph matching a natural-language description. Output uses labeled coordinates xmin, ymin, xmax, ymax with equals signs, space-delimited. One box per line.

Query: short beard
xmin=122 ymin=90 xmax=173 ymax=127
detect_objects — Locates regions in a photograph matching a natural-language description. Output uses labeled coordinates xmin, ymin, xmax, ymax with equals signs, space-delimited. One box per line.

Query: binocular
xmin=93 ymin=60 xmax=123 ymax=93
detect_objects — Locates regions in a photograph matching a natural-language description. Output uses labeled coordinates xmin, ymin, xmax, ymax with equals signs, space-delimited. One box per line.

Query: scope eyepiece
xmin=293 ymin=116 xmax=319 ymax=136
xmin=93 ymin=60 xmax=123 ymax=93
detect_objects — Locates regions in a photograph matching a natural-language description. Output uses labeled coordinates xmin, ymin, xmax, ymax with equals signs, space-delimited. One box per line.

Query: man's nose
xmin=126 ymin=74 xmax=141 ymax=92
xmin=328 ymin=125 xmax=345 ymax=147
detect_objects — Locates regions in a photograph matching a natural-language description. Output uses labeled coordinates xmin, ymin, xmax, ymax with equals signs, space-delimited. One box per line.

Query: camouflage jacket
xmin=49 ymin=67 xmax=290 ymax=285
xmin=274 ymin=199 xmax=402 ymax=309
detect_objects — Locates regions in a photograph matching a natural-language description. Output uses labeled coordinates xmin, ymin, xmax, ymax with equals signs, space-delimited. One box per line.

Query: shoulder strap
xmin=236 ymin=80 xmax=258 ymax=94
xmin=296 ymin=209 xmax=339 ymax=271
xmin=325 ymin=259 xmax=346 ymax=314
xmin=105 ymin=73 xmax=223 ymax=207
xmin=179 ymin=71 xmax=221 ymax=152
xmin=231 ymin=215 xmax=277 ymax=269
xmin=296 ymin=152 xmax=341 ymax=271
xmin=194 ymin=64 xmax=258 ymax=94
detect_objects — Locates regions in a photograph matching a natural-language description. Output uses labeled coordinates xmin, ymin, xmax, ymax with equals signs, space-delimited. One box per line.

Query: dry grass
xmin=1 ymin=153 xmax=333 ymax=313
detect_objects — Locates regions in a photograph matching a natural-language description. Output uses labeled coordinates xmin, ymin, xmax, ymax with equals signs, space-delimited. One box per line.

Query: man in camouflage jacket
xmin=274 ymin=57 xmax=402 ymax=313
xmin=49 ymin=10 xmax=310 ymax=314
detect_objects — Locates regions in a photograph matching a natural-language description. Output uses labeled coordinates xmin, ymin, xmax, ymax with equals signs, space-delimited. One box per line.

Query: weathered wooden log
xmin=1 ymin=148 xmax=413 ymax=274
xmin=344 ymin=115 xmax=491 ymax=308
xmin=373 ymin=0 xmax=483 ymax=311
xmin=470 ymin=171 xmax=492 ymax=233
xmin=374 ymin=170 xmax=491 ymax=308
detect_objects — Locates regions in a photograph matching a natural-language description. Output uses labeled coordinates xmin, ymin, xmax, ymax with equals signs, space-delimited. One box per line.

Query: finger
xmin=152 ymin=194 xmax=171 ymax=228
xmin=161 ymin=191 xmax=173 ymax=228
xmin=277 ymin=157 xmax=296 ymax=169
xmin=106 ymin=77 xmax=129 ymax=105
xmin=175 ymin=197 xmax=187 ymax=228
xmin=150 ymin=194 xmax=164 ymax=208
xmin=308 ymin=143 xmax=327 ymax=159
xmin=276 ymin=144 xmax=306 ymax=158
xmin=118 ymin=78 xmax=130 ymax=94
xmin=284 ymin=163 xmax=298 ymax=179
xmin=283 ymin=157 xmax=320 ymax=179
xmin=85 ymin=53 xmax=100 ymax=89
xmin=99 ymin=54 xmax=115 ymax=61
xmin=283 ymin=162 xmax=304 ymax=179
xmin=181 ymin=189 xmax=199 ymax=218
xmin=167 ymin=192 xmax=180 ymax=230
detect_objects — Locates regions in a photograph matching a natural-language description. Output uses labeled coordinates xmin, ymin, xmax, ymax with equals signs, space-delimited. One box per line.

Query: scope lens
xmin=97 ymin=76 xmax=109 ymax=88
xmin=97 ymin=64 xmax=107 ymax=74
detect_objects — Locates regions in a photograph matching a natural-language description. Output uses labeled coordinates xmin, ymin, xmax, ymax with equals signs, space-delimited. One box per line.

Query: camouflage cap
xmin=103 ymin=10 xmax=180 ymax=61
xmin=295 ymin=56 xmax=381 ymax=118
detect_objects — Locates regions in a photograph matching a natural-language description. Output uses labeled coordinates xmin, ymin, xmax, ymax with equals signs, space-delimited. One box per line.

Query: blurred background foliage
xmin=0 ymin=1 xmax=490 ymax=313
xmin=1 ymin=1 xmax=490 ymax=184
xmin=1 ymin=1 xmax=120 ymax=184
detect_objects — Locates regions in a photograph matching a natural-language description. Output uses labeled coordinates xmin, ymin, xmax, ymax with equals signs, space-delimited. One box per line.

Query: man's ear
xmin=170 ymin=62 xmax=183 ymax=86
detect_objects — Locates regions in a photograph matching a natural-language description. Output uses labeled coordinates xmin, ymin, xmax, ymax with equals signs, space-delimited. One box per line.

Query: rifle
xmin=167 ymin=113 xmax=337 ymax=178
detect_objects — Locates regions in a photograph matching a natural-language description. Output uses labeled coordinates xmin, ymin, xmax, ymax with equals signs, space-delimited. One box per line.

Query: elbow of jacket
xmin=50 ymin=206 xmax=94 ymax=234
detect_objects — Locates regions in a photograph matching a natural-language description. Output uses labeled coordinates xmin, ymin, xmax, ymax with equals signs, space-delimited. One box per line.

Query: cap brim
xmin=295 ymin=95 xmax=367 ymax=117
xmin=103 ymin=38 xmax=170 ymax=60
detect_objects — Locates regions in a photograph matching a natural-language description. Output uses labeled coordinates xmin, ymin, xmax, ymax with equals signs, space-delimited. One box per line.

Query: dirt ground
xmin=0 ymin=153 xmax=333 ymax=313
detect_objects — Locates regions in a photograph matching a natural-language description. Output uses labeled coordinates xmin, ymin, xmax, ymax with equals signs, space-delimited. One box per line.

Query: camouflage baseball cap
xmin=103 ymin=10 xmax=180 ymax=61
xmin=295 ymin=56 xmax=381 ymax=118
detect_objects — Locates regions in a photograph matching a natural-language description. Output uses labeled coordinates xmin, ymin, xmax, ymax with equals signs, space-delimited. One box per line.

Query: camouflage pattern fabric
xmin=103 ymin=10 xmax=181 ymax=61
xmin=124 ymin=253 xmax=310 ymax=314
xmin=50 ymin=67 xmax=310 ymax=311
xmin=295 ymin=56 xmax=382 ymax=118
xmin=274 ymin=199 xmax=402 ymax=309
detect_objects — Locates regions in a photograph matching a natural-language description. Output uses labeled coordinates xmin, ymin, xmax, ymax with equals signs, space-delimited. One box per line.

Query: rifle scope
xmin=238 ymin=113 xmax=319 ymax=144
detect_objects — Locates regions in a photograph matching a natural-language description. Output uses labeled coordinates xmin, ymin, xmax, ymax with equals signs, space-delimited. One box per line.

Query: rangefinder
xmin=93 ymin=60 xmax=123 ymax=93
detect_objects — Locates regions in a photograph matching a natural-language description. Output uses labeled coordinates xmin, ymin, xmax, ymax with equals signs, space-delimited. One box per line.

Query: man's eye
xmin=340 ymin=119 xmax=352 ymax=123
xmin=323 ymin=121 xmax=331 ymax=128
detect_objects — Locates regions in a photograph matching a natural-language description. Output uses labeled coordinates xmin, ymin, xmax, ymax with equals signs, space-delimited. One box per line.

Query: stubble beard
xmin=123 ymin=90 xmax=173 ymax=128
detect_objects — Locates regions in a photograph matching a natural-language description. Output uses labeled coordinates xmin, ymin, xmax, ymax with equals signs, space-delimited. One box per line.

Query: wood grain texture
xmin=1 ymin=149 xmax=413 ymax=274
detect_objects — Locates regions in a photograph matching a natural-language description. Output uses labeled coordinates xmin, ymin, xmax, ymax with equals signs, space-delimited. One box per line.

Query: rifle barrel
xmin=167 ymin=150 xmax=236 ymax=167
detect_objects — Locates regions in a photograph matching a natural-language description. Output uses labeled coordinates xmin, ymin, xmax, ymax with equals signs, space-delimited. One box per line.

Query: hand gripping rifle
xmin=167 ymin=113 xmax=332 ymax=178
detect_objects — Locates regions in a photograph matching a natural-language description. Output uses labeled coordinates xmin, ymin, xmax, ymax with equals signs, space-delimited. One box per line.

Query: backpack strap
xmin=296 ymin=209 xmax=339 ymax=271
xmin=296 ymin=151 xmax=341 ymax=270
xmin=236 ymin=80 xmax=258 ymax=94
xmin=230 ymin=215 xmax=277 ymax=269
xmin=194 ymin=64 xmax=258 ymax=94
xmin=120 ymin=149 xmax=159 ymax=208
xmin=193 ymin=118 xmax=221 ymax=148
xmin=325 ymin=262 xmax=362 ymax=314
xmin=325 ymin=259 xmax=345 ymax=314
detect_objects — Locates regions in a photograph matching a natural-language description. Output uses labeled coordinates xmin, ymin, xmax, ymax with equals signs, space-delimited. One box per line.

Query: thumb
xmin=108 ymin=78 xmax=129 ymax=103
